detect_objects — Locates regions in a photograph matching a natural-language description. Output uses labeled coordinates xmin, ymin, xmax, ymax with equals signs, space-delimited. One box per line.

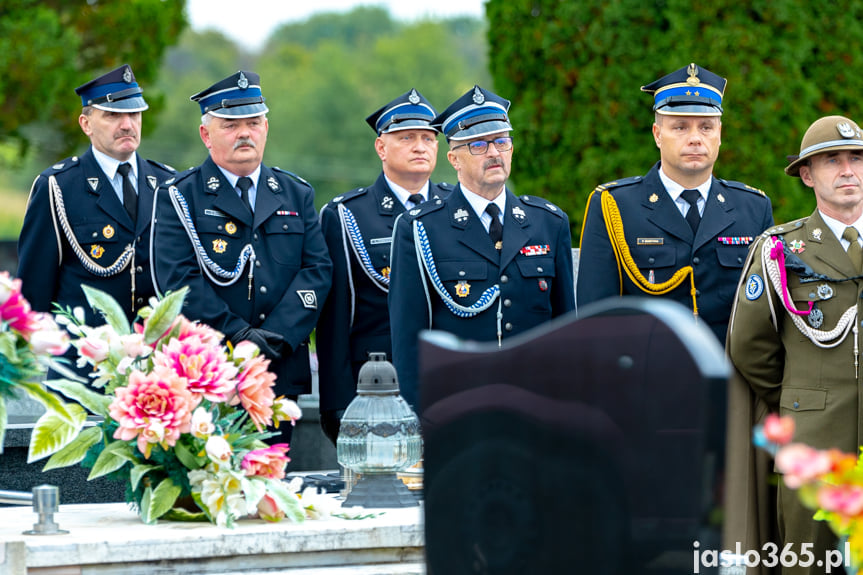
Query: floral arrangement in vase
xmin=27 ymin=285 xmax=334 ymax=527
xmin=0 ymin=271 xmax=70 ymax=452
xmin=755 ymin=413 xmax=862 ymax=572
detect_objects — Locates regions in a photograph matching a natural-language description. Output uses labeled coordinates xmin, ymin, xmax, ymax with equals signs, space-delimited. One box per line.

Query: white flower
xmin=273 ymin=397 xmax=302 ymax=426
xmin=29 ymin=314 xmax=70 ymax=356
xmin=205 ymin=435 xmax=233 ymax=465
xmin=232 ymin=340 xmax=259 ymax=363
xmin=191 ymin=408 xmax=215 ymax=439
xmin=300 ymin=486 xmax=337 ymax=519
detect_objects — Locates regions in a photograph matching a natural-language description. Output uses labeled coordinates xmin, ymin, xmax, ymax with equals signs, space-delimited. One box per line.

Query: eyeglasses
xmin=452 ymin=136 xmax=513 ymax=155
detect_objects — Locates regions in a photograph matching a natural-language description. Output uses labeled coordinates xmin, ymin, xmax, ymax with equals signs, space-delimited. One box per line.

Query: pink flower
xmin=775 ymin=443 xmax=833 ymax=489
xmin=0 ymin=273 xmax=39 ymax=337
xmin=256 ymin=494 xmax=285 ymax=522
xmin=152 ymin=335 xmax=238 ymax=403
xmin=763 ymin=414 xmax=795 ymax=445
xmin=76 ymin=325 xmax=114 ymax=364
xmin=108 ymin=366 xmax=194 ymax=458
xmin=28 ymin=313 xmax=70 ymax=356
xmin=176 ymin=317 xmax=224 ymax=347
xmin=205 ymin=435 xmax=233 ymax=465
xmin=817 ymin=484 xmax=863 ymax=517
xmin=230 ymin=355 xmax=276 ymax=432
xmin=241 ymin=444 xmax=290 ymax=479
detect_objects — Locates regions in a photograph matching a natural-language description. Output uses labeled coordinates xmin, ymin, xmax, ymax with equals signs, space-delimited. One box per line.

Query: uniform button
xmin=536 ymin=266 xmax=543 ymax=273
xmin=255 ymin=260 xmax=261 ymax=267
xmin=737 ymin=257 xmax=743 ymax=263
xmin=503 ymin=299 xmax=512 ymax=307
xmin=382 ymin=254 xmax=388 ymax=261
xmin=500 ymin=275 xmax=509 ymax=283
xmin=692 ymin=257 xmax=700 ymax=264
xmin=259 ymin=313 xmax=266 ymax=321
xmin=436 ymin=199 xmax=442 ymax=205
xmin=136 ymin=298 xmax=143 ymax=304
xmin=695 ymin=290 xmax=701 ymax=296
xmin=92 ymin=232 xmax=98 ymax=238
xmin=260 ymin=285 xmax=267 ymax=294
xmin=282 ymin=224 xmax=288 ymax=230
xmin=254 ymin=233 xmax=259 ymax=241
xmin=218 ymin=225 xmax=223 ymax=231
xmin=808 ymin=292 xmax=816 ymax=300
xmin=504 ymin=323 xmax=513 ymax=331
xmin=136 ymin=266 xmax=143 ymax=273
xmin=648 ymin=257 xmax=655 ymax=264
xmin=459 ymin=271 xmax=466 ymax=277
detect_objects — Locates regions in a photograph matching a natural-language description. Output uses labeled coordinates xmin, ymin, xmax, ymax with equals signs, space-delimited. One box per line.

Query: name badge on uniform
xmin=370 ymin=237 xmax=392 ymax=245
xmin=637 ymin=238 xmax=664 ymax=245
xmin=205 ymin=209 xmax=228 ymax=218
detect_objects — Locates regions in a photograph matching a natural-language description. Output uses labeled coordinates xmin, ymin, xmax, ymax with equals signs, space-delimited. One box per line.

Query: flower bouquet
xmin=28 ymin=285 xmax=330 ymax=527
xmin=0 ymin=272 xmax=70 ymax=452
xmin=755 ymin=414 xmax=863 ymax=572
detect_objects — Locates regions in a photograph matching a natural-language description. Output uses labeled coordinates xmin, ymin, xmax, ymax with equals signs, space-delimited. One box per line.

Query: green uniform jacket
xmin=727 ymin=209 xmax=862 ymax=574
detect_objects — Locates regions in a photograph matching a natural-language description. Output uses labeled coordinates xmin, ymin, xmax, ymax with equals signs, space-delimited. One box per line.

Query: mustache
xmin=115 ymin=130 xmax=138 ymax=139
xmin=484 ymin=158 xmax=503 ymax=169
xmin=234 ymin=138 xmax=256 ymax=150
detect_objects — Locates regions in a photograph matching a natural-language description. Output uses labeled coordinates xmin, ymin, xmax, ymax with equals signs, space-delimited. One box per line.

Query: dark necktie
xmin=844 ymin=226 xmax=863 ymax=272
xmin=237 ymin=176 xmax=253 ymax=213
xmin=681 ymin=189 xmax=701 ymax=233
xmin=485 ymin=203 xmax=503 ymax=250
xmin=407 ymin=193 xmax=424 ymax=208
xmin=117 ymin=162 xmax=137 ymax=222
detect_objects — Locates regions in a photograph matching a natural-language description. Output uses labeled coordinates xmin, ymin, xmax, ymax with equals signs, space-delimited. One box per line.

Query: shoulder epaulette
xmin=519 ymin=195 xmax=565 ymax=218
xmin=328 ymin=186 xmax=368 ymax=207
xmin=592 ymin=175 xmax=643 ymax=195
xmin=162 ymin=166 xmax=198 ymax=188
xmin=273 ymin=167 xmax=311 ymax=188
xmin=762 ymin=216 xmax=808 ymax=237
xmin=42 ymin=156 xmax=80 ymax=176
xmin=434 ymin=181 xmax=453 ymax=192
xmin=406 ymin=197 xmax=445 ymax=219
xmin=145 ymin=158 xmax=176 ymax=173
xmin=718 ymin=178 xmax=766 ymax=196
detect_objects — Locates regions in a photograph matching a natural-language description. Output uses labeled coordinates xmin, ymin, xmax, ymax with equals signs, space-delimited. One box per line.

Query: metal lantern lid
xmin=356 ymin=352 xmax=400 ymax=394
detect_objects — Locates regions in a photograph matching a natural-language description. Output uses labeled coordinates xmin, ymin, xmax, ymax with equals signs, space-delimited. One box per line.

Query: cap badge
xmin=649 ymin=193 xmax=659 ymax=203
xmin=472 ymin=86 xmax=485 ymax=105
xmin=102 ymin=225 xmax=115 ymax=239
xmin=381 ymin=196 xmax=394 ymax=210
xmin=408 ymin=89 xmax=420 ymax=105
xmin=207 ymin=176 xmax=220 ymax=191
xmin=88 ymin=178 xmax=99 ymax=191
xmin=90 ymin=245 xmax=105 ymax=259
xmin=837 ymin=122 xmax=857 ymax=139
xmin=807 ymin=306 xmax=824 ymax=329
xmin=267 ymin=176 xmax=279 ymax=191
xmin=225 ymin=222 xmax=237 ymax=234
xmin=512 ymin=206 xmax=526 ymax=222
xmin=817 ymin=284 xmax=834 ymax=300
xmin=789 ymin=239 xmax=805 ymax=253
xmin=686 ymin=63 xmax=700 ymax=86
xmin=717 ymin=193 xmax=726 ymax=203
xmin=455 ymin=281 xmax=471 ymax=297
xmin=812 ymin=228 xmax=823 ymax=241
xmin=212 ymin=238 xmax=227 ymax=254
xmin=238 ymin=72 xmax=249 ymax=90
xmin=123 ymin=67 xmax=132 ymax=83
xmin=454 ymin=208 xmax=470 ymax=223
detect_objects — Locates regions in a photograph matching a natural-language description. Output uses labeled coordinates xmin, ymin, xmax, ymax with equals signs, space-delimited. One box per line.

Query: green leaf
xmin=82 ymin=285 xmax=131 ymax=335
xmin=27 ymin=403 xmax=87 ymax=462
xmin=143 ymin=287 xmax=188 ymax=344
xmin=0 ymin=395 xmax=6 ymax=454
xmin=173 ymin=441 xmax=205 ymax=470
xmin=140 ymin=486 xmax=154 ymax=524
xmin=17 ymin=381 xmax=74 ymax=422
xmin=241 ymin=476 xmax=267 ymax=512
xmin=265 ymin=479 xmax=305 ymax=523
xmin=88 ymin=439 xmax=135 ymax=479
xmin=43 ymin=378 xmax=111 ymax=417
xmin=142 ymin=478 xmax=182 ymax=522
xmin=130 ymin=464 xmax=161 ymax=492
xmin=42 ymin=426 xmax=102 ymax=471
xmin=162 ymin=507 xmax=208 ymax=522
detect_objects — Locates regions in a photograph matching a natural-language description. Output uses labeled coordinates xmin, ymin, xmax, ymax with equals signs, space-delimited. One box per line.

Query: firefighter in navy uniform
xmin=151 ymin=71 xmax=332 ymax=444
xmin=577 ymin=63 xmax=774 ymax=343
xmin=18 ymin=64 xmax=175 ymax=327
xmin=389 ymin=86 xmax=575 ymax=408
xmin=317 ymin=89 xmax=451 ymax=444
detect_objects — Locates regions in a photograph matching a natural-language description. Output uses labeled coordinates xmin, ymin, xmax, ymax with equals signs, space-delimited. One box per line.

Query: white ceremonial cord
xmin=762 ymin=237 xmax=857 ymax=348
xmin=337 ymin=205 xmax=358 ymax=328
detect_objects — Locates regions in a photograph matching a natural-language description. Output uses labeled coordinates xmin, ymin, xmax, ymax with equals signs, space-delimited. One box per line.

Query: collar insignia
xmin=207 ymin=176 xmax=220 ymax=191
xmin=87 ymin=178 xmax=99 ymax=191
xmin=454 ymin=208 xmax=470 ymax=223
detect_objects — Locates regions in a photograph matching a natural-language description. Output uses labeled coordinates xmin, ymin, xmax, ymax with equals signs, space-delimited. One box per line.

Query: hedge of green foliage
xmin=486 ymin=0 xmax=863 ymax=243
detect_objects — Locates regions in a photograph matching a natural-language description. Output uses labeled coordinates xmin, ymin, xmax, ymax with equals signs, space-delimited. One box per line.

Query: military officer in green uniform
xmin=728 ymin=115 xmax=863 ymax=574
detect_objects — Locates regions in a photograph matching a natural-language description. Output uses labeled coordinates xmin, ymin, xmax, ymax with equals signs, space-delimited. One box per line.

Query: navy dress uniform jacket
xmin=151 ymin=156 xmax=332 ymax=396
xmin=18 ymin=147 xmax=174 ymax=324
xmin=577 ymin=162 xmax=774 ymax=343
xmin=389 ymin=185 xmax=576 ymax=407
xmin=317 ymin=172 xmax=451 ymax=413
